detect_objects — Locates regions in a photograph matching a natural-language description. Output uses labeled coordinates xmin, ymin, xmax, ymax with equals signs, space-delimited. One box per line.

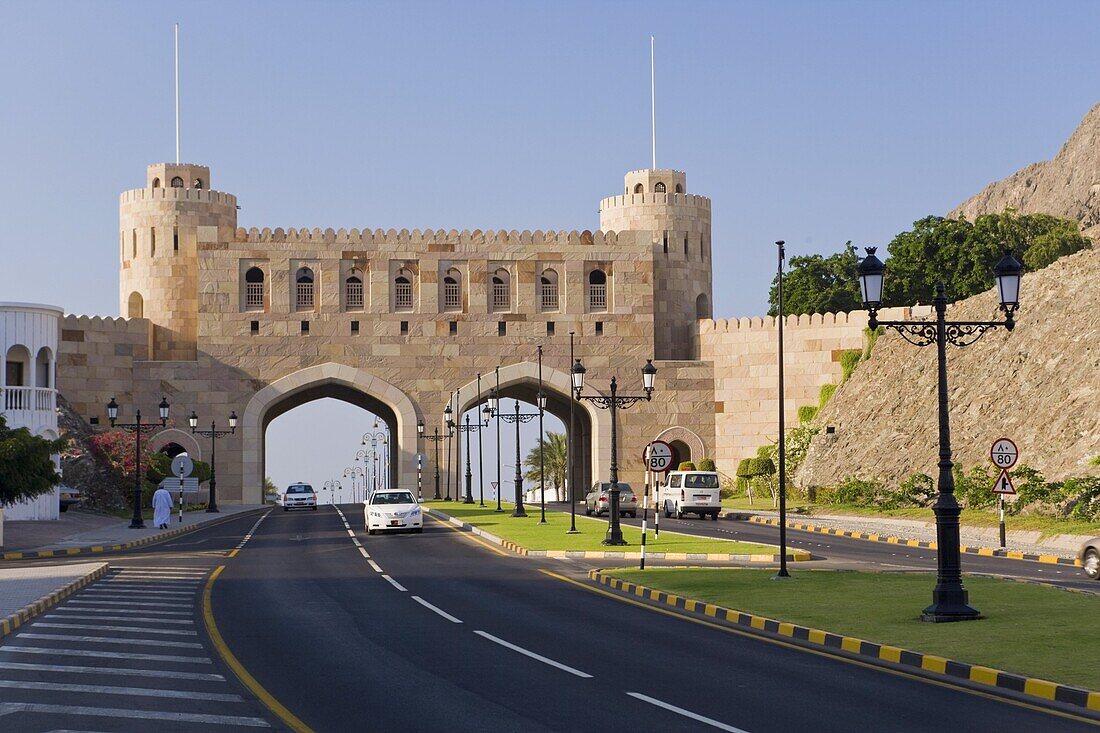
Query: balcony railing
xmin=2 ymin=386 xmax=56 ymax=414
xmin=296 ymin=283 xmax=314 ymax=310
xmin=492 ymin=283 xmax=510 ymax=311
xmin=588 ymin=284 xmax=607 ymax=311
xmin=245 ymin=283 xmax=264 ymax=310
xmin=345 ymin=282 xmax=364 ymax=310
xmin=540 ymin=284 xmax=559 ymax=311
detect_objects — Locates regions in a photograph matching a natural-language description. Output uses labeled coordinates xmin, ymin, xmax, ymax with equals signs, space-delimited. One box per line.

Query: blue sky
xmin=3 ymin=1 xmax=1097 ymax=491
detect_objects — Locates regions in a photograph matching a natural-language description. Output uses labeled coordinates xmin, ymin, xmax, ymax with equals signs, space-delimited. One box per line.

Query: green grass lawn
xmin=424 ymin=501 xmax=778 ymax=555
xmin=721 ymin=496 xmax=1100 ymax=538
xmin=608 ymin=567 xmax=1100 ymax=689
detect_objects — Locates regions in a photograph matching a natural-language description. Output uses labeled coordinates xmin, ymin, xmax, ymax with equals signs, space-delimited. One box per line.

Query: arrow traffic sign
xmin=990 ymin=438 xmax=1019 ymax=470
xmin=991 ymin=468 xmax=1017 ymax=495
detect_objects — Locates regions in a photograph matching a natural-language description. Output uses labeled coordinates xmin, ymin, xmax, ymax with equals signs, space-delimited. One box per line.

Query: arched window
xmin=394 ymin=268 xmax=414 ymax=311
xmin=634 ymin=183 xmax=644 ymax=194
xmin=675 ymin=183 xmax=683 ymax=193
xmin=540 ymin=268 xmax=559 ymax=312
xmin=170 ymin=176 xmax=184 ymax=188
xmin=36 ymin=347 xmax=53 ymax=389
xmin=491 ymin=268 xmax=510 ymax=311
xmin=150 ymin=228 xmax=156 ymax=256
xmin=295 ymin=267 xmax=315 ymax=310
xmin=152 ymin=177 xmax=161 ymax=188
xmin=4 ymin=345 xmax=31 ymax=409
xmin=696 ymin=292 xmax=710 ymax=319
xmin=127 ymin=291 xmax=144 ymax=319
xmin=345 ymin=268 xmax=364 ymax=310
xmin=245 ymin=267 xmax=265 ymax=310
xmin=443 ymin=268 xmax=462 ymax=311
xmin=654 ymin=182 xmax=666 ymax=193
xmin=587 ymin=269 xmax=607 ymax=311
xmin=194 ymin=178 xmax=204 ymax=189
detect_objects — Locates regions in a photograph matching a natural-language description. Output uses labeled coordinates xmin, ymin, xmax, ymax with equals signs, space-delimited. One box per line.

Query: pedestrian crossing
xmin=0 ymin=565 xmax=272 ymax=731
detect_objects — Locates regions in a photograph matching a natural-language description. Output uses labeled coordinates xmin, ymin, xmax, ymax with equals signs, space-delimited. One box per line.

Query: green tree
xmin=523 ymin=432 xmax=567 ymax=496
xmin=768 ymin=242 xmax=862 ymax=316
xmin=0 ymin=415 xmax=66 ymax=507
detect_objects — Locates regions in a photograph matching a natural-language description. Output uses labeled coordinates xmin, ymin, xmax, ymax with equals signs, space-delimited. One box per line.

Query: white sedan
xmin=365 ymin=490 xmax=423 ymax=535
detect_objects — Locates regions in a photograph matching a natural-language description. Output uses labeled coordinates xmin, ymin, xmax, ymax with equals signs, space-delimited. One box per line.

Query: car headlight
xmin=409 ymin=507 xmax=421 ymax=515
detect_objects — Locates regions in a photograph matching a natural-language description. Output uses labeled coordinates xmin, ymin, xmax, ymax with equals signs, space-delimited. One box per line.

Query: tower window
xmin=498 ymin=321 xmax=506 ymax=337
xmin=400 ymin=321 xmax=409 ymax=335
xmin=675 ymin=183 xmax=683 ymax=193
xmin=491 ymin=268 xmax=510 ymax=312
xmin=295 ymin=267 xmax=315 ymax=311
xmin=684 ymin=237 xmax=689 ymax=256
xmin=587 ymin=269 xmax=608 ymax=312
xmin=250 ymin=320 xmax=259 ymax=335
xmin=245 ymin=267 xmax=265 ymax=311
xmin=449 ymin=321 xmax=457 ymax=336
xmin=595 ymin=321 xmax=604 ymax=336
xmin=194 ymin=178 xmax=204 ymax=189
xmin=663 ymin=233 xmax=668 ymax=254
xmin=152 ymin=177 xmax=161 ymax=188
xmin=546 ymin=321 xmax=555 ymax=336
xmin=150 ymin=228 xmax=156 ymax=256
xmin=540 ymin=269 xmax=559 ymax=312
xmin=345 ymin=268 xmax=364 ymax=310
xmin=300 ymin=320 xmax=309 ymax=334
xmin=173 ymin=227 xmax=179 ymax=253
xmin=351 ymin=320 xmax=360 ymax=335
xmin=654 ymin=181 xmax=666 ymax=193
xmin=443 ymin=268 xmax=462 ymax=311
xmin=132 ymin=229 xmax=137 ymax=258
xmin=634 ymin=183 xmax=644 ymax=194
xmin=170 ymin=176 xmax=184 ymax=188
xmin=394 ymin=268 xmax=414 ymax=312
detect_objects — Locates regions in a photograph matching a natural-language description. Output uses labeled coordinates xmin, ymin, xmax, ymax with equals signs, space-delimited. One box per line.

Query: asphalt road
xmin=209 ymin=504 xmax=1096 ymax=732
xmin=554 ymin=504 xmax=1098 ymax=591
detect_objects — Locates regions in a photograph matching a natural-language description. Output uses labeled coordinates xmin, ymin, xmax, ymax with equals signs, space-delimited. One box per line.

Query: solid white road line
xmin=0 ymin=703 xmax=270 ymax=727
xmin=411 ymin=596 xmax=462 ymax=624
xmin=30 ymin=623 xmax=197 ymax=636
xmin=367 ymin=560 xmax=383 ymax=573
xmin=625 ymin=692 xmax=750 ymax=733
xmin=0 ymin=661 xmax=224 ymax=681
xmin=0 ymin=679 xmax=241 ymax=702
xmin=382 ymin=575 xmax=407 ymax=592
xmin=473 ymin=630 xmax=593 ymax=678
xmin=0 ymin=648 xmax=211 ymax=664
xmin=15 ymin=634 xmax=204 ymax=649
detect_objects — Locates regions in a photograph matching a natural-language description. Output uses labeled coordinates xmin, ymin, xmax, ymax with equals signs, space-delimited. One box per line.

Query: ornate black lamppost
xmin=567 ymin=331 xmax=578 ymax=534
xmin=571 ymin=359 xmax=657 ymax=545
xmin=857 ymin=247 xmax=1023 ymax=622
xmin=343 ymin=466 xmax=363 ymax=503
xmin=454 ymin=388 xmax=491 ymax=505
xmin=775 ymin=240 xmax=790 ymax=578
xmin=420 ymin=415 xmax=451 ymax=501
xmin=188 ymin=410 xmax=237 ymax=513
xmin=354 ymin=448 xmax=368 ymax=502
xmin=445 ymin=400 xmax=455 ymax=500
xmin=497 ymin=397 xmax=542 ymax=517
xmin=362 ymin=422 xmax=388 ymax=492
xmin=106 ymin=396 xmax=169 ymax=529
xmin=493 ymin=367 xmax=503 ymax=512
xmin=536 ymin=346 xmax=547 ymax=524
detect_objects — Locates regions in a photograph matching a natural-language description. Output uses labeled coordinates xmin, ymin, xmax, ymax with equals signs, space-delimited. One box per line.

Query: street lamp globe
xmin=993 ymin=251 xmax=1024 ymax=311
xmin=228 ymin=411 xmax=238 ymax=432
xmin=571 ymin=359 xmax=586 ymax=397
xmin=641 ymin=359 xmax=657 ymax=395
xmin=417 ymin=418 xmax=425 ymax=436
xmin=488 ymin=388 xmax=499 ymax=415
xmin=537 ymin=391 xmax=547 ymax=412
xmin=188 ymin=411 xmax=199 ymax=430
xmin=158 ymin=397 xmax=170 ymax=425
xmin=444 ymin=403 xmax=454 ymax=428
xmin=481 ymin=402 xmax=493 ymax=425
xmin=857 ymin=247 xmax=886 ymax=308
xmin=106 ymin=397 xmax=119 ymax=424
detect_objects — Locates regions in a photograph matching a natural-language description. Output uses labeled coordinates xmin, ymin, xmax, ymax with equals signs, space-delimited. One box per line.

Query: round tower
xmin=119 ymin=163 xmax=237 ymax=360
xmin=599 ymin=169 xmax=712 ymax=360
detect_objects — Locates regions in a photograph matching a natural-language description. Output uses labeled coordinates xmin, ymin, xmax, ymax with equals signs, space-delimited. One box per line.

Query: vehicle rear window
xmin=668 ymin=475 xmax=682 ymax=488
xmin=685 ymin=474 xmax=719 ymax=489
xmin=372 ymin=491 xmax=415 ymax=505
xmin=287 ymin=486 xmax=314 ymax=494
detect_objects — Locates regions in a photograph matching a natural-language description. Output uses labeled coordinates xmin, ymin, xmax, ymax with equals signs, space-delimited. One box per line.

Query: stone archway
xmin=148 ymin=428 xmax=203 ymax=462
xmin=241 ymin=363 xmax=419 ymax=504
xmin=453 ymin=362 xmax=609 ymax=502
xmin=654 ymin=426 xmax=706 ymax=468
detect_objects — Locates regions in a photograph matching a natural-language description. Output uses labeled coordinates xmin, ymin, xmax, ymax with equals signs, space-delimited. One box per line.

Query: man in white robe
xmin=152 ymin=486 xmax=173 ymax=529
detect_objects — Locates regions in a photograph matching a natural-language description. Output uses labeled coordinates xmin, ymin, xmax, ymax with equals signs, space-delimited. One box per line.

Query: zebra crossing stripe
xmin=0 ymin=647 xmax=211 ymax=664
xmin=15 ymin=633 xmax=204 ymax=649
xmin=0 ymin=702 xmax=270 ymax=727
xmin=0 ymin=679 xmax=242 ymax=702
xmin=0 ymin=661 xmax=224 ymax=681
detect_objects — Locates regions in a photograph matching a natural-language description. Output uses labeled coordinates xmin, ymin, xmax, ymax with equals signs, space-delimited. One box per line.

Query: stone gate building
xmin=45 ymin=161 xmax=875 ymax=503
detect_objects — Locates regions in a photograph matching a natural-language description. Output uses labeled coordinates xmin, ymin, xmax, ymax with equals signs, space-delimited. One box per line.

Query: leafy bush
xmin=784 ymin=424 xmax=819 ymax=474
xmin=952 ymin=464 xmax=996 ymax=509
xmin=881 ymin=473 xmax=934 ymax=509
xmin=839 ymin=350 xmax=862 ymax=383
xmin=818 ymin=383 xmax=837 ymax=409
xmin=1090 ymin=455 xmax=1100 ymax=467
xmin=862 ymin=326 xmax=883 ymax=361
xmin=1067 ymin=476 xmax=1100 ymax=521
xmin=747 ymin=458 xmax=776 ymax=477
xmin=827 ymin=478 xmax=885 ymax=506
xmin=798 ymin=405 xmax=818 ymax=424
xmin=698 ymin=457 xmax=716 ymax=472
xmin=678 ymin=461 xmax=696 ymax=471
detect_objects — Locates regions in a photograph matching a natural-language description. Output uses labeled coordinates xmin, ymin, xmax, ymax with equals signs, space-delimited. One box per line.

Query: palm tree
xmin=523 ymin=432 xmax=568 ymax=500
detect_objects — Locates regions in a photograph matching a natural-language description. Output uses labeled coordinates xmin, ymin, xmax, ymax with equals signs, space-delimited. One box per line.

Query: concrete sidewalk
xmin=2 ymin=504 xmax=265 ymax=559
xmin=0 ymin=561 xmax=108 ymax=637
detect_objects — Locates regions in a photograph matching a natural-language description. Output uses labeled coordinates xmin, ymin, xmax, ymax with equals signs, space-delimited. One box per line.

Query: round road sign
xmin=171 ymin=454 xmax=194 ymax=478
xmin=990 ymin=438 xmax=1019 ymax=470
xmin=644 ymin=440 xmax=674 ymax=473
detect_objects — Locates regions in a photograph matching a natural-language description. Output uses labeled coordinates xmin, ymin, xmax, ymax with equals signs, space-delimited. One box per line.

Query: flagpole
xmin=175 ymin=23 xmax=180 ymax=164
xmin=650 ymin=34 xmax=656 ymax=170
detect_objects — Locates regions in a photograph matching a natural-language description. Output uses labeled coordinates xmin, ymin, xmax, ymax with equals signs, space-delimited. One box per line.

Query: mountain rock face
xmin=950 ymin=103 xmax=1100 ymax=238
xmin=797 ymin=245 xmax=1100 ymax=488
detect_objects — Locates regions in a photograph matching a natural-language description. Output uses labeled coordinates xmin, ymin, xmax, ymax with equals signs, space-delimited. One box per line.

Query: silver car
xmin=584 ymin=482 xmax=639 ymax=518
xmin=1080 ymin=538 xmax=1099 ymax=580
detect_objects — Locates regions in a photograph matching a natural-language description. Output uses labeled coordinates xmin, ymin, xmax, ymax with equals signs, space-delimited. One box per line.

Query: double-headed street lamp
xmin=106 ymin=396 xmax=170 ymax=529
xmin=572 ymin=359 xmax=657 ymax=545
xmin=444 ymin=401 xmax=455 ymax=500
xmin=454 ymin=386 xmax=492 ymax=505
xmin=857 ymin=247 xmax=1023 ymax=623
xmin=344 ymin=466 xmax=363 ymax=503
xmin=363 ymin=423 xmax=389 ymax=491
xmin=324 ymin=479 xmax=341 ymax=505
xmin=419 ymin=416 xmax=452 ymax=501
xmin=493 ymin=392 xmax=544 ymax=518
xmin=188 ymin=410 xmax=237 ymax=513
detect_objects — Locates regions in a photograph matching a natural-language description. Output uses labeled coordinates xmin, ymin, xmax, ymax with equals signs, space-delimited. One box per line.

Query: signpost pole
xmin=640 ymin=447 xmax=650 ymax=570
xmin=177 ymin=465 xmax=184 ymax=523
xmin=989 ymin=438 xmax=1018 ymax=551
xmin=999 ymin=496 xmax=1006 ymax=549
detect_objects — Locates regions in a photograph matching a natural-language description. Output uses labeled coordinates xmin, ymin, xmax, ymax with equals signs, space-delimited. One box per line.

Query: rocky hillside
xmin=57 ymin=394 xmax=128 ymax=511
xmin=951 ymin=103 xmax=1100 ymax=238
xmin=797 ymin=245 xmax=1100 ymax=488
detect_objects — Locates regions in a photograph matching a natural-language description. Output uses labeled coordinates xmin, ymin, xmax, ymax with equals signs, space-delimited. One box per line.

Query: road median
xmin=588 ymin=566 xmax=1100 ymax=714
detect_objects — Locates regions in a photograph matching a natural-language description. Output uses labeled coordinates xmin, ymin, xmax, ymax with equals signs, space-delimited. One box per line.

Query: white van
xmin=660 ymin=471 xmax=721 ymax=520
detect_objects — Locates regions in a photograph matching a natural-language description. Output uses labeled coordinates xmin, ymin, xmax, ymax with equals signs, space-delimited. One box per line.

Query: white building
xmin=1 ymin=303 xmax=62 ymax=520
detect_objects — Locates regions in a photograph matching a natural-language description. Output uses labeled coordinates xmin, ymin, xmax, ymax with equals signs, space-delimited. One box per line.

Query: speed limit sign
xmin=644 ymin=440 xmax=674 ymax=473
xmin=990 ymin=438 xmax=1019 ymax=469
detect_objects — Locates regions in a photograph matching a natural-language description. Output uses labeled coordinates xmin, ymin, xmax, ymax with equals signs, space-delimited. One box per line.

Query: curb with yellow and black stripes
xmin=741 ymin=514 xmax=1082 ymax=567
xmin=0 ymin=562 xmax=109 ymax=639
xmin=425 ymin=507 xmax=812 ymax=562
xmin=588 ymin=569 xmax=1100 ymax=714
xmin=0 ymin=507 xmax=268 ymax=562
